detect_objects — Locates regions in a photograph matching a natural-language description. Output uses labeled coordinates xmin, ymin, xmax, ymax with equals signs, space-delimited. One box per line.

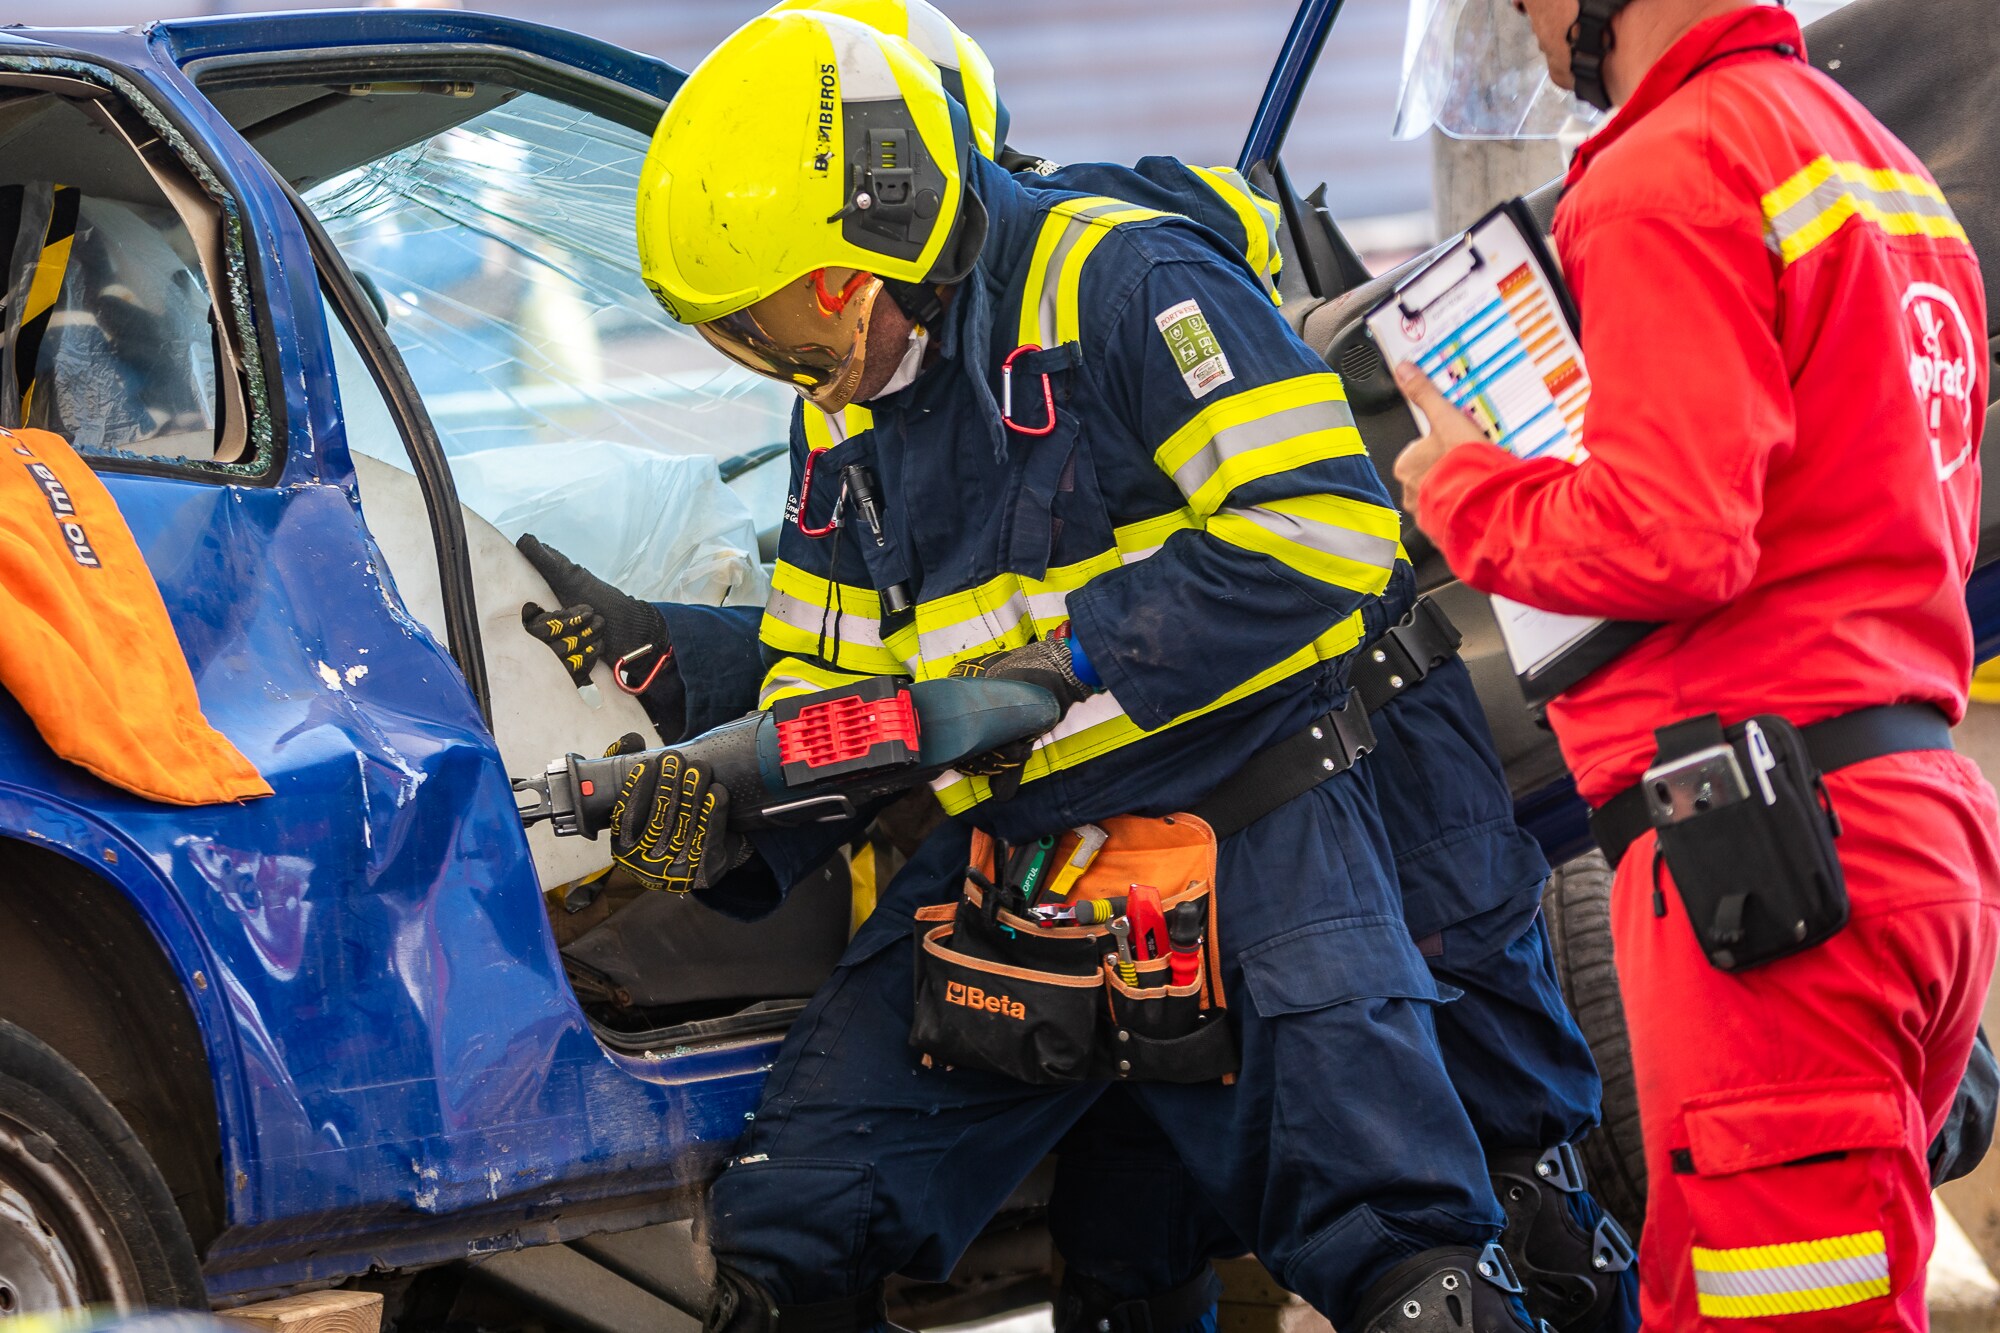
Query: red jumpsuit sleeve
xmin=1416 ymin=208 xmax=1795 ymax=621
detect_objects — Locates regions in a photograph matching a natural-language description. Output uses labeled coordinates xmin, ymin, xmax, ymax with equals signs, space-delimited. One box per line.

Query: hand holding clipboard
xmin=1366 ymin=199 xmax=1656 ymax=705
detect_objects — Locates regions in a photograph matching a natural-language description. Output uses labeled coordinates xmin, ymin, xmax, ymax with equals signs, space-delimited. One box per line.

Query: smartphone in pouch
xmin=1643 ymin=716 xmax=1847 ymax=972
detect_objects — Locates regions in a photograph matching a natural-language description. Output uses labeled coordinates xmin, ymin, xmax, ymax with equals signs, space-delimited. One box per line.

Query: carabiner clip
xmin=1001 ymin=344 xmax=1057 ymax=437
xmin=614 ymin=643 xmax=675 ymax=696
xmin=792 ymin=448 xmax=847 ymax=538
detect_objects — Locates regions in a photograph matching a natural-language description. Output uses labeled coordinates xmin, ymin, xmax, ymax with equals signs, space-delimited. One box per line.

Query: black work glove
xmin=609 ymin=749 xmax=744 ymax=893
xmin=517 ymin=534 xmax=688 ymax=733
xmin=946 ymin=637 xmax=1094 ymax=798
xmin=521 ymin=602 xmax=605 ymax=687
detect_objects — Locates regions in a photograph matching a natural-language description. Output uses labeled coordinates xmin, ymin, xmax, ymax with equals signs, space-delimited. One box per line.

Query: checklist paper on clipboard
xmin=1366 ymin=199 xmax=1657 ymax=704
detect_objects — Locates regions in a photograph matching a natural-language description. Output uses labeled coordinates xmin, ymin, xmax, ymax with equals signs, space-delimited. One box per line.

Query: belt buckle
xmin=1330 ymin=688 xmax=1376 ymax=760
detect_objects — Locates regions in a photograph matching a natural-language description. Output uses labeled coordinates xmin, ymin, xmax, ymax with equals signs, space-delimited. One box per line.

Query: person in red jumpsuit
xmin=1394 ymin=0 xmax=1996 ymax=1327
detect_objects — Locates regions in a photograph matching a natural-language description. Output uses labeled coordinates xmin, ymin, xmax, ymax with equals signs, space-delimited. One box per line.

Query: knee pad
xmin=1055 ymin=1266 xmax=1222 ymax=1333
xmin=1350 ymin=1243 xmax=1534 ymax=1333
xmin=1489 ymin=1144 xmax=1634 ymax=1333
xmin=705 ymin=1266 xmax=889 ymax=1333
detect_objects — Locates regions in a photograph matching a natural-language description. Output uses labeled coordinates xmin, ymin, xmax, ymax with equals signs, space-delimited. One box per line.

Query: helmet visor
xmin=1394 ymin=0 xmax=1600 ymax=141
xmin=696 ymin=268 xmax=884 ymax=411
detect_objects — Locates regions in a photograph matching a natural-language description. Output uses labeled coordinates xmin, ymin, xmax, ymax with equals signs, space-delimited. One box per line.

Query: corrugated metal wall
xmin=20 ymin=0 xmax=1432 ymax=219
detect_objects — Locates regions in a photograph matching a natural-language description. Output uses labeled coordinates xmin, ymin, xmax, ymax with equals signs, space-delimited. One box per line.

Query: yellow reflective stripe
xmin=802 ymin=404 xmax=875 ymax=452
xmin=760 ymin=563 xmax=907 ymax=675
xmin=1692 ymin=1230 xmax=1887 ymax=1273
xmin=1018 ymin=196 xmax=1167 ymax=348
xmin=1691 ymin=1229 xmax=1890 ymax=1319
xmin=932 ymin=610 xmax=1369 ymax=814
xmin=1208 ymin=493 xmax=1401 ymax=594
xmin=1188 ymin=163 xmax=1282 ymax=303
xmin=757 ymin=655 xmax=879 ymax=709
xmin=1154 ymin=375 xmax=1363 ymax=517
xmin=1763 ymin=155 xmax=1967 ymax=266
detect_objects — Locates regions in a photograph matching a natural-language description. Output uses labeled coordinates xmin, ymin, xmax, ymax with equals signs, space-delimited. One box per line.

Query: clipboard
xmin=1366 ymin=198 xmax=1656 ymax=705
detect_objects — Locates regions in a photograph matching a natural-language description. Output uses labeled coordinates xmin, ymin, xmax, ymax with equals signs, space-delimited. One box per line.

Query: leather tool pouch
xmin=1646 ymin=713 xmax=1848 ymax=973
xmin=909 ymin=814 xmax=1238 ymax=1085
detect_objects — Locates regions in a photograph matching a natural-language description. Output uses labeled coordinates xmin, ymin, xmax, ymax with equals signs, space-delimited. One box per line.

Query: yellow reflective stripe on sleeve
xmin=932 ymin=609 xmax=1369 ymax=814
xmin=1208 ymin=492 xmax=1401 ymax=594
xmin=1188 ymin=164 xmax=1283 ymax=304
xmin=1691 ymin=1230 xmax=1890 ymax=1319
xmin=1019 ymin=196 xmax=1167 ymax=348
xmin=1154 ymin=374 xmax=1363 ymax=516
xmin=1763 ymin=155 xmax=1967 ymax=266
xmin=757 ymin=655 xmax=880 ymax=709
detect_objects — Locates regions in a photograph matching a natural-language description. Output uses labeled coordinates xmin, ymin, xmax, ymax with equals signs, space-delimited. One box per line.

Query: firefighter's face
xmin=1513 ymin=0 xmax=1582 ymax=90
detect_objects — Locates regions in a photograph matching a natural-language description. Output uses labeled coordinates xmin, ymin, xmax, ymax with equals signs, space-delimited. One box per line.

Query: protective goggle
xmin=1394 ymin=0 xmax=1602 ymax=141
xmin=695 ymin=268 xmax=886 ymax=412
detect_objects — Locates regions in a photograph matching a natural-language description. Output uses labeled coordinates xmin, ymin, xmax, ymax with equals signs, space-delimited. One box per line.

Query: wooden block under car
xmin=216 ymin=1289 xmax=384 ymax=1333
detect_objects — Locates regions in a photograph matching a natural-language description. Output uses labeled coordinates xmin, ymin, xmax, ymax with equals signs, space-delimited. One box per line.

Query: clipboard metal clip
xmin=1396 ymin=243 xmax=1487 ymax=323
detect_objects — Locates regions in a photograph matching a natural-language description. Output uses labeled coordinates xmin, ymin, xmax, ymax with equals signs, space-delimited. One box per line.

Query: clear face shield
xmin=1393 ymin=0 xmax=1603 ymax=141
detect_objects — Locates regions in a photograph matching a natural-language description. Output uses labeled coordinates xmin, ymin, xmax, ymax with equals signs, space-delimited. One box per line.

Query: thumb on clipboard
xmin=1391 ymin=361 xmax=1488 ymax=516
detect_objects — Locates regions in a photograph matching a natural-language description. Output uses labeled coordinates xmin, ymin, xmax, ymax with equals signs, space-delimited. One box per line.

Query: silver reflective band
xmin=1217 ymin=503 xmax=1400 ymax=572
xmin=764 ymin=589 xmax=887 ymax=649
xmin=1168 ymin=398 xmax=1358 ymax=500
xmin=1693 ymin=1251 xmax=1889 ymax=1300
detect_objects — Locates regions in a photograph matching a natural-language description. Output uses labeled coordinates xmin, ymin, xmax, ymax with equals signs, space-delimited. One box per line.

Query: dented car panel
xmin=0 ymin=16 xmax=774 ymax=1301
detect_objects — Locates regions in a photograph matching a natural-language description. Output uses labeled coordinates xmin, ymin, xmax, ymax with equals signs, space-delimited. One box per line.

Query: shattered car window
xmin=303 ymin=93 xmax=787 ymax=605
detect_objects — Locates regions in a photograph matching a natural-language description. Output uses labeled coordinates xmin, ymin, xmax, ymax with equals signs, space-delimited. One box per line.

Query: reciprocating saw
xmin=513 ymin=675 xmax=1059 ymax=839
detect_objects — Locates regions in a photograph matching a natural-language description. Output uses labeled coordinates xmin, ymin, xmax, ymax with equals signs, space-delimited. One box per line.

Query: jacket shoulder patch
xmin=1154 ymin=299 xmax=1234 ymax=398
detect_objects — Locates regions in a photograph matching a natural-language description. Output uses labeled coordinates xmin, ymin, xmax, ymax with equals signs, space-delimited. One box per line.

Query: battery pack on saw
xmin=773 ymin=677 xmax=921 ymax=785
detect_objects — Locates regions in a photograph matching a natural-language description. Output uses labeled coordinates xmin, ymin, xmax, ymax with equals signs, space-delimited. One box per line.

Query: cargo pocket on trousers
xmin=1238 ymin=915 xmax=1444 ymax=1017
xmin=710 ymin=1158 xmax=876 ymax=1292
xmin=1677 ymin=1081 xmax=1913 ymax=1322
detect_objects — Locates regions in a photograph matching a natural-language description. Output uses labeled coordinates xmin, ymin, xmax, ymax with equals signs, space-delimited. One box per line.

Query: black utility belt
xmin=1190 ymin=597 xmax=1463 ymax=840
xmin=1590 ymin=703 xmax=1952 ymax=973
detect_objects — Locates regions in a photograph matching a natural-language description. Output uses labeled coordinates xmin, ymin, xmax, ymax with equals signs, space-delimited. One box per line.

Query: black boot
xmin=1054 ymin=1266 xmax=1222 ymax=1333
xmin=1489 ymin=1143 xmax=1636 ymax=1333
xmin=704 ymin=1267 xmax=891 ymax=1333
xmin=1349 ymin=1243 xmax=1536 ymax=1333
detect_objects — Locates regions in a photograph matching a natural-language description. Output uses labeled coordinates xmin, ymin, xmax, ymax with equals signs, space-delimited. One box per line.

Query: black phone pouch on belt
xmin=1644 ymin=713 xmax=1847 ymax=972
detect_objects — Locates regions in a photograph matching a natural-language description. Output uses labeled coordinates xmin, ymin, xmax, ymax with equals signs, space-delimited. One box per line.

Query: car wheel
xmin=0 ymin=1019 xmax=206 ymax=1316
xmin=1541 ymin=852 xmax=1647 ymax=1236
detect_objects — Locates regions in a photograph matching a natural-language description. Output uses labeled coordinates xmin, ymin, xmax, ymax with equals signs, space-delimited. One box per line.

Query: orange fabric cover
xmin=0 ymin=427 xmax=270 ymax=804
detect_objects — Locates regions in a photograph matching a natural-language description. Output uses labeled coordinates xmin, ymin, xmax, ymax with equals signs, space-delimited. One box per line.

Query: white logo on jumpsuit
xmin=1902 ymin=282 xmax=1976 ymax=481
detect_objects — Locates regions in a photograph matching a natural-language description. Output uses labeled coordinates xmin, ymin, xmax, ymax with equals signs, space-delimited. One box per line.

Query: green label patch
xmin=1154 ymin=299 xmax=1234 ymax=398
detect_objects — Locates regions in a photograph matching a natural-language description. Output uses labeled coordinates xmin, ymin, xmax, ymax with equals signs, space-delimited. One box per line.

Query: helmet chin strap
xmin=1568 ymin=0 xmax=1636 ymax=111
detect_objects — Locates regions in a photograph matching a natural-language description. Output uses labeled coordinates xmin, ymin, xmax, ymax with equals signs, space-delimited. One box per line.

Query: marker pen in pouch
xmin=1744 ymin=720 xmax=1779 ymax=806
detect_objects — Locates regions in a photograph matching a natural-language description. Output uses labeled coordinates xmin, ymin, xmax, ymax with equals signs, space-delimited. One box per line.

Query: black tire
xmin=0 ymin=1018 xmax=206 ymax=1315
xmin=1541 ymin=852 xmax=1647 ymax=1236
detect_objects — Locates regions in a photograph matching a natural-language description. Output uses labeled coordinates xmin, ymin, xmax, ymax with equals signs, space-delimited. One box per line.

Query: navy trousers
xmin=1050 ymin=660 xmax=1631 ymax=1330
xmin=706 ymin=761 xmax=1505 ymax=1328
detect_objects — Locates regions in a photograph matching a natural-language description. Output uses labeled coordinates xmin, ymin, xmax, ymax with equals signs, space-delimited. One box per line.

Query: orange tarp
xmin=0 ymin=427 xmax=269 ymax=805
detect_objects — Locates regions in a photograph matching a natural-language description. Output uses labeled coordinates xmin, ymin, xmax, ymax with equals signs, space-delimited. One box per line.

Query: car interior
xmin=0 ymin=77 xmax=253 ymax=467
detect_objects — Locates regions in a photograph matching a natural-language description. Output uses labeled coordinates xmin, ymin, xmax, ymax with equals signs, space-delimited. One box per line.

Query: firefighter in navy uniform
xmin=615 ymin=10 xmax=1536 ymax=1333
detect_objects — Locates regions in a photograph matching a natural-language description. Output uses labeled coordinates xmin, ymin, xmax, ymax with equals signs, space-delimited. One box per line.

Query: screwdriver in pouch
xmin=1167 ymin=901 xmax=1203 ymax=987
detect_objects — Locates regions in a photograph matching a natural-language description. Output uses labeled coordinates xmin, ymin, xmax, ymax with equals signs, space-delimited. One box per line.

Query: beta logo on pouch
xmin=946 ymin=979 xmax=1026 ymax=1020
xmin=1155 ymin=299 xmax=1234 ymax=398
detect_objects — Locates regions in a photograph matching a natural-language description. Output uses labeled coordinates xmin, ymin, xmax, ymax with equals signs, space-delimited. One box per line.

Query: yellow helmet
xmin=638 ymin=10 xmax=985 ymax=409
xmin=764 ymin=0 xmax=1008 ymax=159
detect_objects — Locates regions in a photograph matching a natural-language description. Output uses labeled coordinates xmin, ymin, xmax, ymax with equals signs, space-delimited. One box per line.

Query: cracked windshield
xmin=306 ymin=92 xmax=782 ymax=607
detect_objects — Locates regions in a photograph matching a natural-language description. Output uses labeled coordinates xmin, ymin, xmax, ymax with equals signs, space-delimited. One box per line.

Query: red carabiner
xmin=1001 ymin=343 xmax=1057 ymax=437
xmin=793 ymin=448 xmax=846 ymax=538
